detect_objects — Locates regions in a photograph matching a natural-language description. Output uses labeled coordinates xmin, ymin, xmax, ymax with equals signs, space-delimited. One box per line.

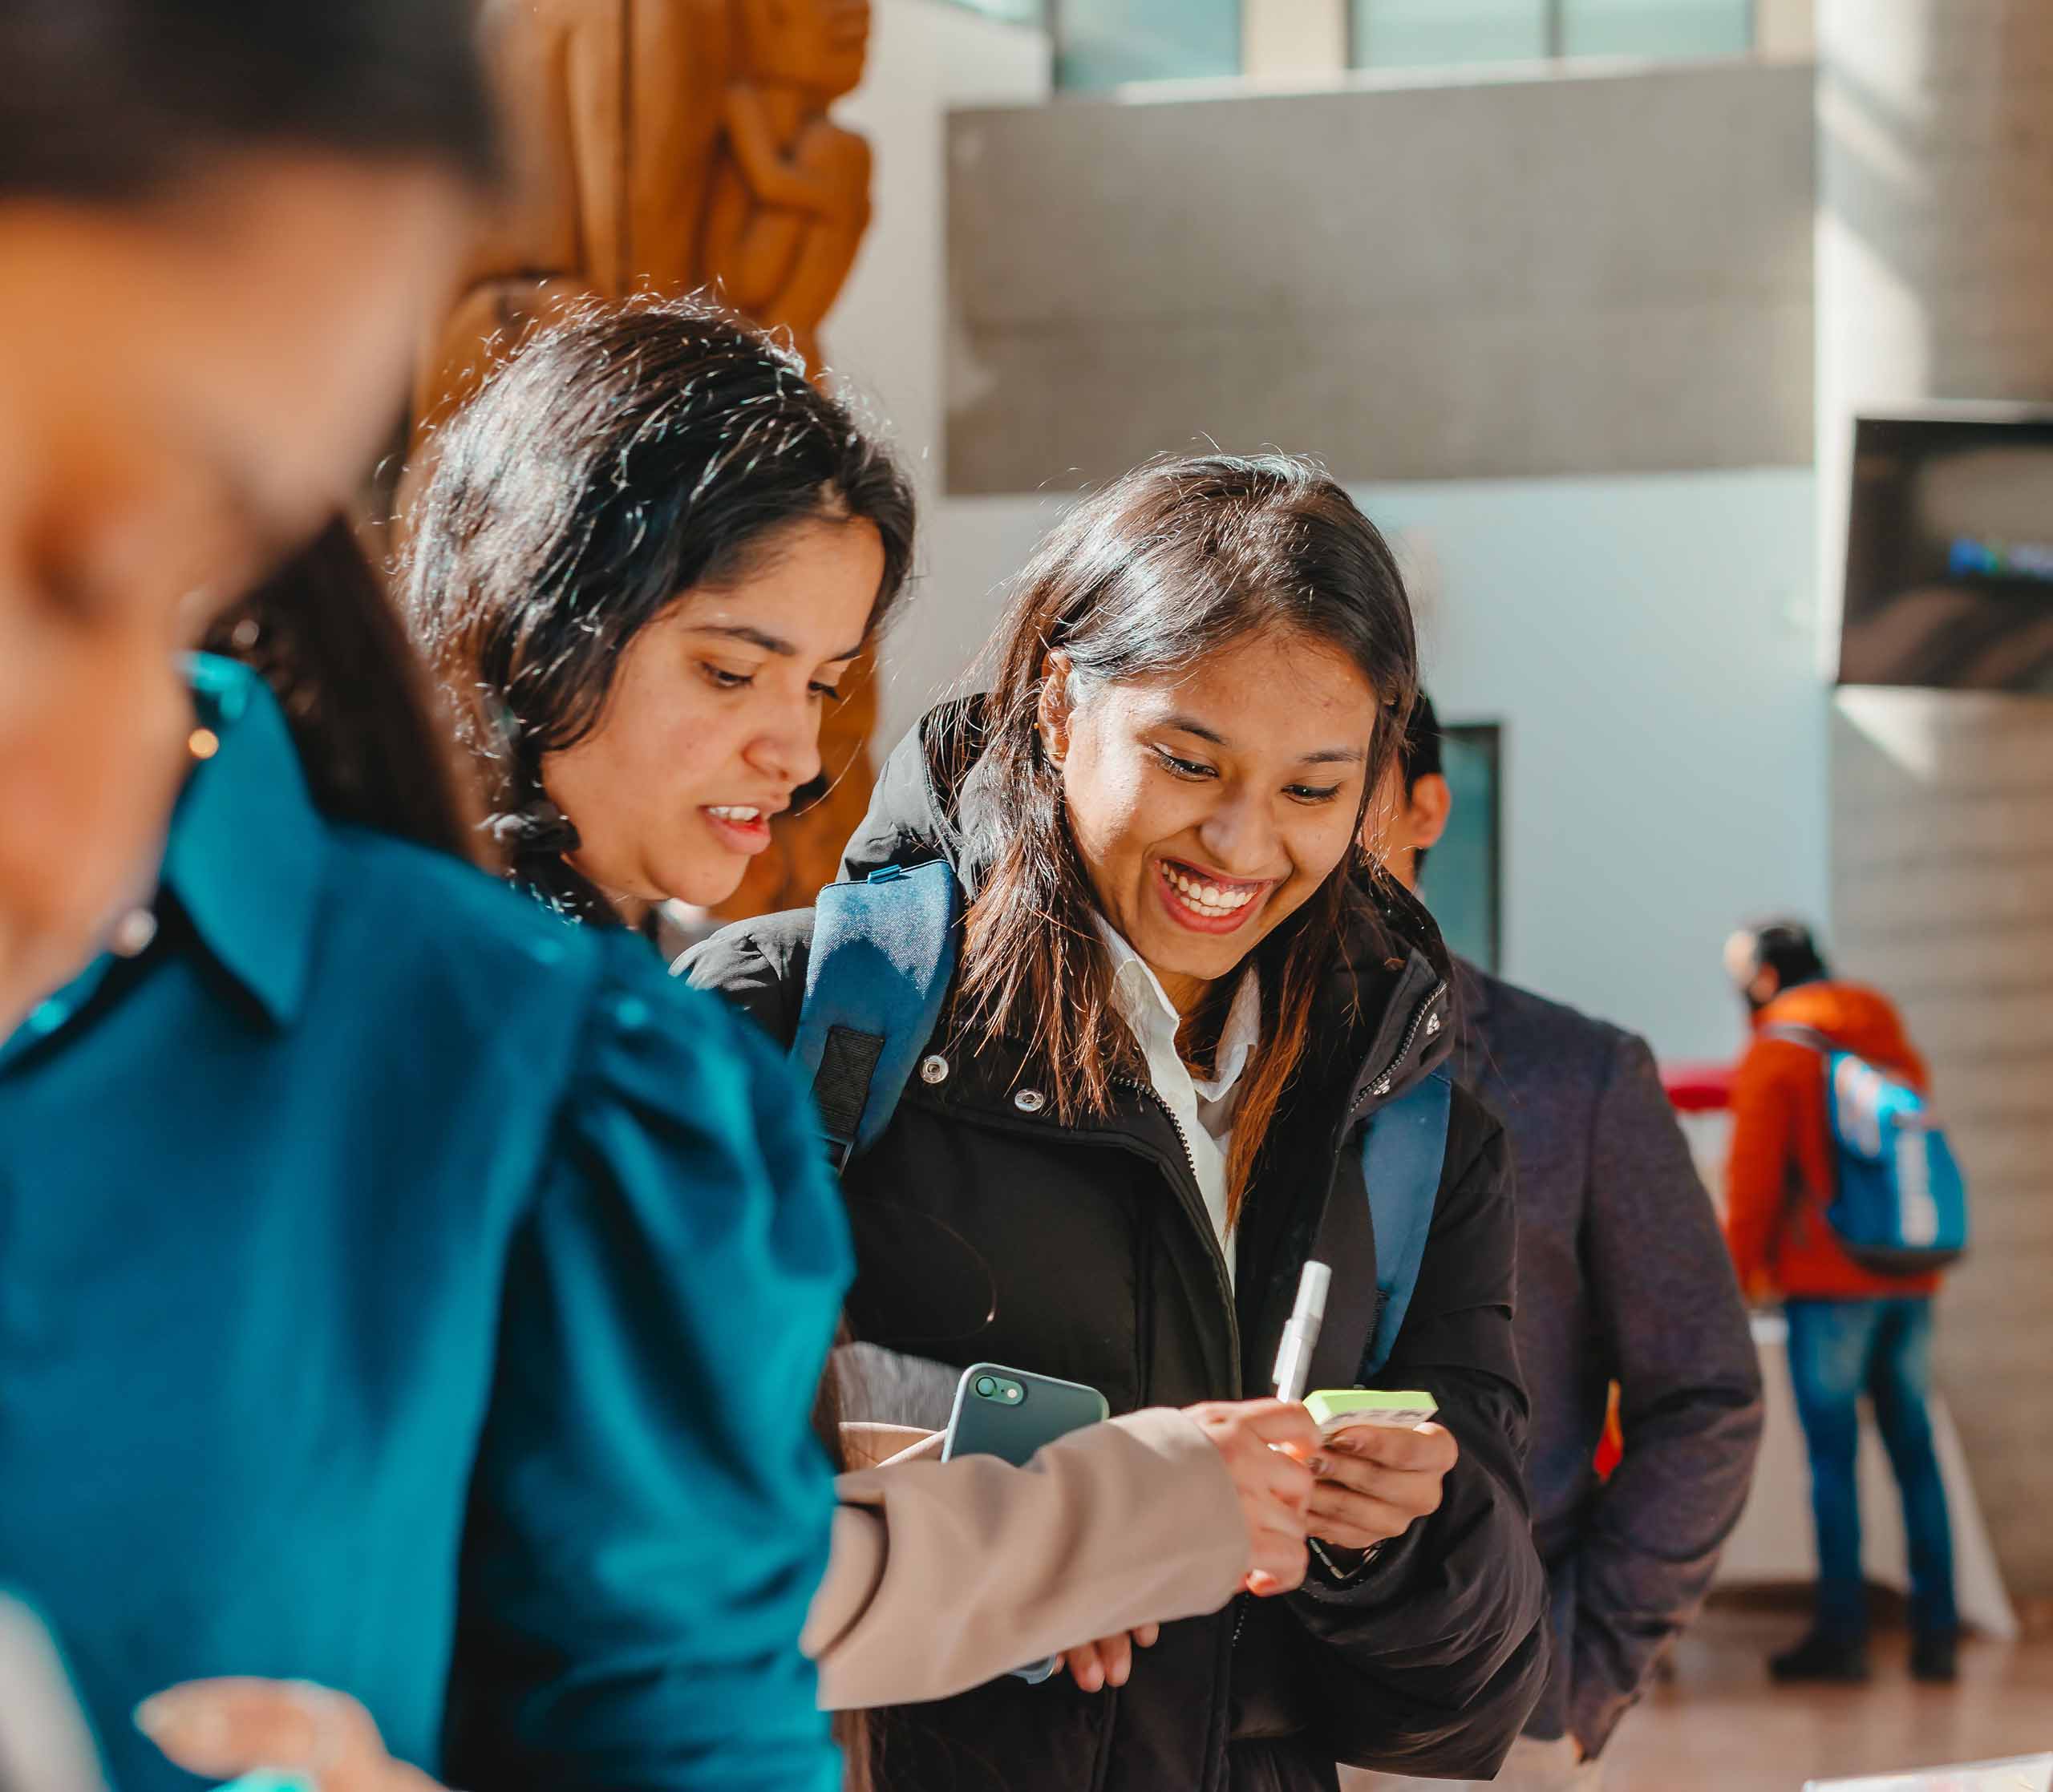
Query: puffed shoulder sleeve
xmin=445 ymin=931 xmax=850 ymax=1792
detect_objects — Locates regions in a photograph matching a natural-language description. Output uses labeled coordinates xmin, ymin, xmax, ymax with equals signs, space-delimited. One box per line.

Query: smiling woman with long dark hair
xmin=690 ymin=453 xmax=1550 ymax=1792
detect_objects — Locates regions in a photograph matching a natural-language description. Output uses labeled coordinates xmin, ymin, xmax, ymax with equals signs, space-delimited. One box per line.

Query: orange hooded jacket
xmin=1724 ymin=981 xmax=1942 ymax=1302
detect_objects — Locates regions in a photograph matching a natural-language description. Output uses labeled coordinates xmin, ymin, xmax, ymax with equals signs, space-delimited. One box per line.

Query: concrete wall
xmin=878 ymin=468 xmax=1824 ymax=1065
xmin=944 ymin=59 xmax=1816 ymax=493
xmin=1832 ymin=690 xmax=2053 ymax=1600
xmin=1816 ymin=0 xmax=2053 ymax=1598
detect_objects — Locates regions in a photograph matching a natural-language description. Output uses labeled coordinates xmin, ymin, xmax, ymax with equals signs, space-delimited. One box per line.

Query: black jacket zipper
xmin=1342 ymin=977 xmax=1449 ymax=1135
xmin=1112 ymin=1073 xmax=1242 ymax=1394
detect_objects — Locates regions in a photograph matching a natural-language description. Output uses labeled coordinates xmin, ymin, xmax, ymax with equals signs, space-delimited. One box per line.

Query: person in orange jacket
xmin=1723 ymin=920 xmax=1957 ymax=1687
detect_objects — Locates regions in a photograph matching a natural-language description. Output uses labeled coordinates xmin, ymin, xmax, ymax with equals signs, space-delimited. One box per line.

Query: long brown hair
xmin=952 ymin=455 xmax=1418 ymax=1220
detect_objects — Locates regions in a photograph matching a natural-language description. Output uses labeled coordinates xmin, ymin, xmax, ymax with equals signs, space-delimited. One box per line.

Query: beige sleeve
xmin=803 ymin=1407 xmax=1249 ymax=1712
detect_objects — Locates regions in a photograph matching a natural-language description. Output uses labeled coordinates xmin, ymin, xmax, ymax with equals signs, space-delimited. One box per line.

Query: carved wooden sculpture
xmin=415 ymin=0 xmax=881 ymax=920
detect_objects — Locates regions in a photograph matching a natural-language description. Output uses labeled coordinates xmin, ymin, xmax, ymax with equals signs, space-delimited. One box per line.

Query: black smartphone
xmin=939 ymin=1364 xmax=1111 ymax=1687
xmin=941 ymin=1363 xmax=1109 ymax=1467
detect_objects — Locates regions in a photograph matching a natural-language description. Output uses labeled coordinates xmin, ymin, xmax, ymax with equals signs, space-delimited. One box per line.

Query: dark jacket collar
xmin=843 ymin=699 xmax=1456 ymax=1104
xmin=158 ymin=655 xmax=328 ymax=1027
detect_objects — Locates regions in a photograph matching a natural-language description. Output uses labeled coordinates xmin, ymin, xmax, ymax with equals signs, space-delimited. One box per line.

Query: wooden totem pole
xmin=415 ymin=0 xmax=879 ymax=921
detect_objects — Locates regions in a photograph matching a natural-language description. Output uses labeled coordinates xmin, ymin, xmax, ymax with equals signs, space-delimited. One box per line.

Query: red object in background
xmin=1594 ymin=1385 xmax=1624 ymax=1481
xmin=1661 ymin=1060 xmax=1734 ymax=1113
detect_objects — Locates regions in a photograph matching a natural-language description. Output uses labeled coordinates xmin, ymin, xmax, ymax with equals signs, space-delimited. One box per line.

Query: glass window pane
xmin=1351 ymin=0 xmax=1549 ymax=70
xmin=1561 ymin=0 xmax=1752 ymax=59
xmin=941 ymin=0 xmax=1045 ymax=24
xmin=1419 ymin=726 xmax=1503 ymax=973
xmin=1056 ymin=0 xmax=1240 ymax=91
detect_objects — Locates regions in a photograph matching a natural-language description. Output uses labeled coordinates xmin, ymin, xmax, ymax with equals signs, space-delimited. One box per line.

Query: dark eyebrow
xmin=690 ymin=623 xmax=865 ymax=662
xmin=1161 ymin=713 xmax=1230 ymax=746
xmin=1161 ymin=713 xmax=1366 ymax=766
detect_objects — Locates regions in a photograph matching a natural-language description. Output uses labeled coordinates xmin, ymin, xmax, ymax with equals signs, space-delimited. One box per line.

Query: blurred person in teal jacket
xmin=0 ymin=605 xmax=849 ymax=1792
xmin=0 ymin=0 xmax=491 ymax=1036
xmin=0 ymin=2 xmax=849 ymax=1780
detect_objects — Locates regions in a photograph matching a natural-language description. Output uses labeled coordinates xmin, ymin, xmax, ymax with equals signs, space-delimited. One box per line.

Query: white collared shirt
xmin=1095 ymin=917 xmax=1263 ymax=1286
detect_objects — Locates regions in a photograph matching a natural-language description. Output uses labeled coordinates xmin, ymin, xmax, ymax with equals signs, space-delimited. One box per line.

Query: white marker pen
xmin=1271 ymin=1259 xmax=1330 ymax=1404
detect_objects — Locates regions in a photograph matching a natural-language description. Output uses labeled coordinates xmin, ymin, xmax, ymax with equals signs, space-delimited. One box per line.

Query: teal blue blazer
xmin=0 ymin=658 xmax=848 ymax=1791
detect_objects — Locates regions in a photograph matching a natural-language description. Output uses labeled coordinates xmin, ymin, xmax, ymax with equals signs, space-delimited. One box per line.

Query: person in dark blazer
xmin=1354 ymin=694 xmax=1764 ymax=1792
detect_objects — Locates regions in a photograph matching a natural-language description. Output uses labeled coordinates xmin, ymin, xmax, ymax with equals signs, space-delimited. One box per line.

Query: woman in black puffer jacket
xmin=690 ymin=454 xmax=1548 ymax=1792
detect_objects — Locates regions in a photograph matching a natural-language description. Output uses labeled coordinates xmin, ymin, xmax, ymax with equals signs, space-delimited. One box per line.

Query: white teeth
xmin=707 ymin=806 xmax=763 ymax=822
xmin=1162 ymin=865 xmax=1256 ymax=912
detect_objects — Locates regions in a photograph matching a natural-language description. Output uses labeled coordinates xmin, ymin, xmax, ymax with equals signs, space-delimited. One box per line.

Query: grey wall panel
xmin=946 ymin=62 xmax=1816 ymax=491
xmin=1820 ymin=0 xmax=2053 ymax=1600
xmin=1832 ymin=690 xmax=2053 ymax=1600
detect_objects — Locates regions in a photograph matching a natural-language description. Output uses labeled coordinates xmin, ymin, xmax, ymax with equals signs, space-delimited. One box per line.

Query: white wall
xmin=873 ymin=471 xmax=1828 ymax=1066
xmin=825 ymin=1 xmax=1049 ymax=508
xmin=1371 ymin=467 xmax=1825 ymax=1062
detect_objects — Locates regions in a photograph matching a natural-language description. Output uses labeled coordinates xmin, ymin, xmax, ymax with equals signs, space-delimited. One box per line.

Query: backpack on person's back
xmin=1763 ymin=1021 xmax=1970 ymax=1276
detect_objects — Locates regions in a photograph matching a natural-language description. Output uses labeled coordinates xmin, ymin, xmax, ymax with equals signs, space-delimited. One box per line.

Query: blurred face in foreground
xmin=0 ymin=156 xmax=468 ymax=1029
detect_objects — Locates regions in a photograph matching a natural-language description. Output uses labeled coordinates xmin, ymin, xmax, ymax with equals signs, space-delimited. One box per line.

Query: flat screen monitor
xmin=1840 ymin=411 xmax=2053 ymax=690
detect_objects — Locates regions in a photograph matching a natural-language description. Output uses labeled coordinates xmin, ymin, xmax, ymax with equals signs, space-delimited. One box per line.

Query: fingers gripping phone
xmin=941 ymin=1365 xmax=1110 ymax=1686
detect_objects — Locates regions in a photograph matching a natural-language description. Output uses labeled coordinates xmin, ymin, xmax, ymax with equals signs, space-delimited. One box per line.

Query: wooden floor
xmin=1602 ymin=1606 xmax=2053 ymax=1790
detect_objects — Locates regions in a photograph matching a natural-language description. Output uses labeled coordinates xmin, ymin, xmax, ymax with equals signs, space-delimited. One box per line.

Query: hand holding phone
xmin=1304 ymin=1389 xmax=1440 ymax=1438
xmin=1304 ymin=1402 xmax=1459 ymax=1556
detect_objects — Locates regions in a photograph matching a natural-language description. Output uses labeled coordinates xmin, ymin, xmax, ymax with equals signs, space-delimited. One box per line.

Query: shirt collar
xmin=1092 ymin=916 xmax=1261 ymax=1103
xmin=158 ymin=655 xmax=328 ymax=1027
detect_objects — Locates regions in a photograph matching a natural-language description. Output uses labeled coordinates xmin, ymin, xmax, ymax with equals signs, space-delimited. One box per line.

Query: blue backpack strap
xmin=1358 ymin=1066 xmax=1454 ymax=1381
xmin=793 ymin=861 xmax=960 ymax=1170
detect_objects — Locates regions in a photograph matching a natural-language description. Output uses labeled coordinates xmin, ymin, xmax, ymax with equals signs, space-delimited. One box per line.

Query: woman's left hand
xmin=1306 ymin=1422 xmax=1459 ymax=1553
xmin=1060 ymin=1623 xmax=1160 ymax=1693
xmin=136 ymin=1679 xmax=443 ymax=1792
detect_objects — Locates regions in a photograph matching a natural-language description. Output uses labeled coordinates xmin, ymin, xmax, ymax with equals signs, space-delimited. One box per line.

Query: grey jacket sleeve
xmin=1569 ymin=1033 xmax=1764 ymax=1756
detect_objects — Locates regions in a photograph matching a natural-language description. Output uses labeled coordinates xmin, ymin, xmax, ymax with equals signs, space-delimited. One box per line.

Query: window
xmin=1418 ymin=723 xmax=1504 ymax=973
xmin=1352 ymin=0 xmax=1549 ymax=71
xmin=1353 ymin=0 xmax=1752 ymax=70
xmin=937 ymin=0 xmax=1046 ymax=24
xmin=1055 ymin=0 xmax=1241 ymax=91
xmin=1561 ymin=0 xmax=1752 ymax=58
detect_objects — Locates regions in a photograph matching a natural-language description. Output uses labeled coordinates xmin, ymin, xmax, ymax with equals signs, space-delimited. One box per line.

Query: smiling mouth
xmin=1154 ymin=858 xmax=1275 ymax=928
xmin=700 ymin=804 xmax=782 ymax=853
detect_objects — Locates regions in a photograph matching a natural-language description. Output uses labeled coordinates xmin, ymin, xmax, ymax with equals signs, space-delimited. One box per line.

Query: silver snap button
xmin=1013 ymin=1088 xmax=1047 ymax=1114
xmin=919 ymin=1054 xmax=950 ymax=1086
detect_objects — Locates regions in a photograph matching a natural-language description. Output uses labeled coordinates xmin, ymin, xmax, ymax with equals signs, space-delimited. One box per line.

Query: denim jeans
xmin=1784 ymin=1296 xmax=1958 ymax=1639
